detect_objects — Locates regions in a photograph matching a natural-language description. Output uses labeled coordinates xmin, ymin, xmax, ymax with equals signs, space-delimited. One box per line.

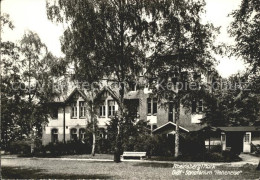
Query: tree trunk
xmin=0 ymin=21 xmax=2 ymax=177
xmin=91 ymin=131 xmax=96 ymax=156
xmin=174 ymin=99 xmax=180 ymax=158
xmin=91 ymin=103 xmax=96 ymax=156
xmin=29 ymin=112 xmax=34 ymax=154
xmin=114 ymin=110 xmax=122 ymax=163
xmin=30 ymin=122 xmax=34 ymax=154
xmin=257 ymin=160 xmax=260 ymax=171
xmin=30 ymin=133 xmax=34 ymax=154
xmin=28 ymin=57 xmax=34 ymax=154
xmin=114 ymin=83 xmax=125 ymax=163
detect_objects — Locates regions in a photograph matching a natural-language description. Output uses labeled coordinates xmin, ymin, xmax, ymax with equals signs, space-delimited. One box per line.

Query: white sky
xmin=1 ymin=0 xmax=247 ymax=78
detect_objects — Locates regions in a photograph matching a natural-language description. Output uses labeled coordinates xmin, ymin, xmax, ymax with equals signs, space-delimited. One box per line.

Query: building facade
xmin=42 ymin=76 xmax=260 ymax=154
xmin=42 ymin=84 xmax=205 ymax=146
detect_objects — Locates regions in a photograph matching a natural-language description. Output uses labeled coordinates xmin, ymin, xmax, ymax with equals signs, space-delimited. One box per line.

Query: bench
xmin=121 ymin=151 xmax=147 ymax=160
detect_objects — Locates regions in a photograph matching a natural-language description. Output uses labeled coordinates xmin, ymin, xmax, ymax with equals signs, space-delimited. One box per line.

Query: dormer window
xmin=99 ymin=103 xmax=106 ymax=117
xmin=108 ymin=100 xmax=115 ymax=117
xmin=71 ymin=102 xmax=77 ymax=118
xmin=79 ymin=101 xmax=86 ymax=118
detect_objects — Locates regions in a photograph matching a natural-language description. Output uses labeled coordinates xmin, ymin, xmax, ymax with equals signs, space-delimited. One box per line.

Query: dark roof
xmin=217 ymin=126 xmax=260 ymax=132
xmin=124 ymin=91 xmax=142 ymax=99
xmin=181 ymin=124 xmax=206 ymax=132
xmin=51 ymin=85 xmax=145 ymax=104
xmin=64 ymin=88 xmax=88 ymax=103
xmin=51 ymin=86 xmax=120 ymax=104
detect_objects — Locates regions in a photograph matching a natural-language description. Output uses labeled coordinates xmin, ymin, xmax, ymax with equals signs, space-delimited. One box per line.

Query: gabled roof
xmin=64 ymin=88 xmax=88 ymax=103
xmin=96 ymin=86 xmax=120 ymax=102
xmin=50 ymin=88 xmax=88 ymax=103
xmin=51 ymin=86 xmax=124 ymax=104
xmin=153 ymin=122 xmax=190 ymax=134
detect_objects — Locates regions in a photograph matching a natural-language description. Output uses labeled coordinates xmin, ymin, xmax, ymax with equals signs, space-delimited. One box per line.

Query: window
xmin=99 ymin=104 xmax=106 ymax=117
xmin=129 ymin=82 xmax=136 ymax=91
xmin=147 ymin=98 xmax=152 ymax=114
xmin=171 ymin=77 xmax=178 ymax=86
xmin=108 ymin=100 xmax=115 ymax=117
xmin=98 ymin=128 xmax=105 ymax=139
xmin=99 ymin=133 xmax=103 ymax=138
xmin=153 ymin=98 xmax=157 ymax=114
xmin=192 ymin=99 xmax=203 ymax=113
xmin=175 ymin=105 xmax=178 ymax=114
xmin=71 ymin=102 xmax=77 ymax=118
xmin=152 ymin=125 xmax=157 ymax=130
xmin=168 ymin=102 xmax=174 ymax=122
xmin=221 ymin=133 xmax=226 ymax=142
xmin=51 ymin=129 xmax=58 ymax=143
xmin=147 ymin=98 xmax=157 ymax=115
xmin=79 ymin=101 xmax=86 ymax=118
xmin=50 ymin=107 xmax=58 ymax=119
xmin=198 ymin=100 xmax=203 ymax=112
xmin=79 ymin=128 xmax=86 ymax=140
xmin=192 ymin=100 xmax=196 ymax=113
xmin=70 ymin=128 xmax=77 ymax=141
xmin=244 ymin=133 xmax=250 ymax=143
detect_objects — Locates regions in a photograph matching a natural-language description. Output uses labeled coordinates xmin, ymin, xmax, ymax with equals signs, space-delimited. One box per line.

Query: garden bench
xmin=121 ymin=151 xmax=147 ymax=160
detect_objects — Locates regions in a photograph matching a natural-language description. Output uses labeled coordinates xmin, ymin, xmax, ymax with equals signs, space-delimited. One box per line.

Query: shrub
xmin=206 ymin=152 xmax=225 ymax=162
xmin=181 ymin=132 xmax=206 ymax=157
xmin=209 ymin=144 xmax=222 ymax=153
xmin=9 ymin=140 xmax=31 ymax=154
xmin=44 ymin=140 xmax=92 ymax=156
xmin=251 ymin=144 xmax=260 ymax=154
xmin=132 ymin=134 xmax=161 ymax=156
xmin=222 ymin=150 xmax=241 ymax=162
xmin=96 ymin=138 xmax=112 ymax=154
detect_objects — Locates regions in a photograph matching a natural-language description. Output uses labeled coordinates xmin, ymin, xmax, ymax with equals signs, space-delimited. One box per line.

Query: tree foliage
xmin=202 ymin=74 xmax=260 ymax=126
xmin=227 ymin=0 xmax=260 ymax=126
xmin=229 ymin=0 xmax=260 ymax=74
xmin=46 ymin=0 xmax=221 ymax=159
xmin=144 ymin=0 xmax=219 ymax=157
xmin=46 ymin=0 xmax=158 ymax=161
xmin=1 ymin=16 xmax=59 ymax=150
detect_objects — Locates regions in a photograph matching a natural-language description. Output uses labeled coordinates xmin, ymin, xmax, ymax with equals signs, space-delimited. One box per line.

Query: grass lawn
xmin=60 ymin=153 xmax=114 ymax=159
xmin=15 ymin=153 xmax=114 ymax=159
xmin=2 ymin=158 xmax=260 ymax=179
xmin=2 ymin=166 xmax=112 ymax=179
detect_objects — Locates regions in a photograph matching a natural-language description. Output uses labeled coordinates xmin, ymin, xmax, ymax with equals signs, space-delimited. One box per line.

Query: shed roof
xmin=217 ymin=126 xmax=260 ymax=132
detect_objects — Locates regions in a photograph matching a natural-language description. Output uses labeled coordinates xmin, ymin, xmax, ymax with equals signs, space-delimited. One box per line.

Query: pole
xmin=0 ymin=1 xmax=3 ymax=177
xmin=63 ymin=105 xmax=65 ymax=143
